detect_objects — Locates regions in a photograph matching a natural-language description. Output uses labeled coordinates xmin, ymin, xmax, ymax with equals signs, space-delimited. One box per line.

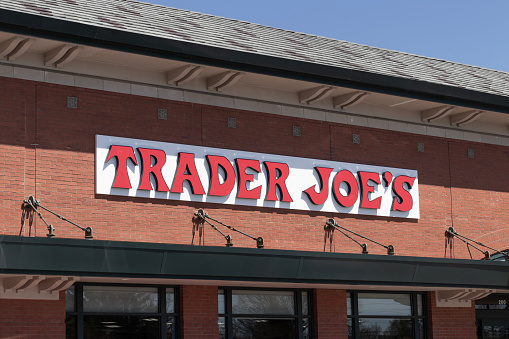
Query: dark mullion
xmin=159 ymin=287 xmax=166 ymax=339
xmin=296 ymin=291 xmax=303 ymax=339
xmin=422 ymin=293 xmax=428 ymax=339
xmin=76 ymin=284 xmax=84 ymax=339
xmin=226 ymin=289 xmax=233 ymax=339
xmin=352 ymin=292 xmax=359 ymax=339
xmin=307 ymin=291 xmax=314 ymax=339
xmin=173 ymin=286 xmax=180 ymax=339
xmin=411 ymin=294 xmax=418 ymax=339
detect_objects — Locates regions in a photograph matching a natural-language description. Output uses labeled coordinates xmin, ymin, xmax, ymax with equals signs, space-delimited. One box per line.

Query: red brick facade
xmin=1 ymin=76 xmax=506 ymax=337
xmin=3 ymin=77 xmax=507 ymax=257
xmin=314 ymin=289 xmax=348 ymax=339
xmin=428 ymin=292 xmax=477 ymax=339
xmin=180 ymin=285 xmax=219 ymax=339
xmin=0 ymin=293 xmax=66 ymax=338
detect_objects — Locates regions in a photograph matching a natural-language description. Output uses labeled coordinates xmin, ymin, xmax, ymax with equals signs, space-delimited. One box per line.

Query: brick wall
xmin=0 ymin=295 xmax=65 ymax=338
xmin=428 ymin=292 xmax=477 ymax=339
xmin=0 ymin=76 xmax=507 ymax=338
xmin=314 ymin=289 xmax=348 ymax=339
xmin=2 ymin=77 xmax=507 ymax=258
xmin=180 ymin=285 xmax=218 ymax=339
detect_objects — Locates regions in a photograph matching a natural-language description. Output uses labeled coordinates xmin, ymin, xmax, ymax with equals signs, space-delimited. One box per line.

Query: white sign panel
xmin=96 ymin=135 xmax=419 ymax=219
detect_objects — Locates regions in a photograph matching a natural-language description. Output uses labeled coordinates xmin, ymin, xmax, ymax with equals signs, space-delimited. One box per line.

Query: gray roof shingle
xmin=1 ymin=0 xmax=508 ymax=99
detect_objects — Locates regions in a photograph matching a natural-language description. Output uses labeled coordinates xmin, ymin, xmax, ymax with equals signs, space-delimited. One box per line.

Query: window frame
xmin=347 ymin=291 xmax=428 ymax=339
xmin=219 ymin=287 xmax=313 ymax=339
xmin=66 ymin=282 xmax=179 ymax=339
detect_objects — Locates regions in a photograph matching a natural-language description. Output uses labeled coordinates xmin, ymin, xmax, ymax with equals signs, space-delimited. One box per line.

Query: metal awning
xmin=1 ymin=235 xmax=508 ymax=290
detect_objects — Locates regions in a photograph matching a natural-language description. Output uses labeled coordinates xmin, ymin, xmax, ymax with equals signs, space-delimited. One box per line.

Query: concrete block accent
xmin=158 ymin=87 xmax=184 ymax=101
xmin=45 ymin=72 xmax=74 ymax=86
xmin=347 ymin=115 xmax=368 ymax=127
xmin=304 ymin=108 xmax=326 ymax=121
xmin=499 ymin=137 xmax=509 ymax=147
xmin=426 ymin=126 xmax=446 ymax=138
xmin=480 ymin=134 xmax=499 ymax=145
xmin=463 ymin=132 xmax=482 ymax=143
xmin=0 ymin=64 xmax=14 ymax=77
xmin=388 ymin=121 xmax=408 ymax=133
xmin=13 ymin=67 xmax=44 ymax=82
xmin=233 ymin=98 xmax=259 ymax=112
xmin=131 ymin=84 xmax=158 ymax=98
xmin=407 ymin=124 xmax=427 ymax=135
xmin=183 ymin=91 xmax=211 ymax=105
xmin=325 ymin=112 xmax=347 ymax=124
xmin=209 ymin=95 xmax=234 ymax=109
xmin=445 ymin=129 xmax=464 ymax=140
xmin=75 ymin=76 xmax=104 ymax=90
xmin=104 ymin=80 xmax=130 ymax=94
xmin=368 ymin=118 xmax=389 ymax=130
xmin=258 ymin=102 xmax=282 ymax=115
xmin=281 ymin=106 xmax=304 ymax=118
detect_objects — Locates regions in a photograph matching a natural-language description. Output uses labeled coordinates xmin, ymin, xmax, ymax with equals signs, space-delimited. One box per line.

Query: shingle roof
xmin=1 ymin=0 xmax=508 ymax=99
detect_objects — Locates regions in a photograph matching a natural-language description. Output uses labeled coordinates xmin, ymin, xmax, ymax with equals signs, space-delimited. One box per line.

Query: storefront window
xmin=347 ymin=292 xmax=427 ymax=339
xmin=66 ymin=284 xmax=178 ymax=339
xmin=476 ymin=293 xmax=509 ymax=338
xmin=219 ymin=288 xmax=312 ymax=339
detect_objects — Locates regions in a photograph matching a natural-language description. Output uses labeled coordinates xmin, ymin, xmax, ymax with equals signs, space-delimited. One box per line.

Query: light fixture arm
xmin=195 ymin=209 xmax=264 ymax=248
xmin=326 ymin=218 xmax=394 ymax=255
xmin=194 ymin=209 xmax=232 ymax=247
xmin=446 ymin=227 xmax=507 ymax=260
xmin=23 ymin=196 xmax=93 ymax=239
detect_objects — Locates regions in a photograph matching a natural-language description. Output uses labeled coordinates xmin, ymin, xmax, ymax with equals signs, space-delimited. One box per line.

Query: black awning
xmin=0 ymin=235 xmax=508 ymax=289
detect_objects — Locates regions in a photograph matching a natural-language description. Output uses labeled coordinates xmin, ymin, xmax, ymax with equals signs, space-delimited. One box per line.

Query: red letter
xmin=137 ymin=148 xmax=170 ymax=191
xmin=332 ymin=170 xmax=359 ymax=207
xmin=358 ymin=171 xmax=382 ymax=209
xmin=304 ymin=167 xmax=333 ymax=205
xmin=206 ymin=155 xmax=235 ymax=196
xmin=106 ymin=145 xmax=138 ymax=189
xmin=264 ymin=161 xmax=293 ymax=202
xmin=235 ymin=158 xmax=262 ymax=200
xmin=171 ymin=153 xmax=205 ymax=195
xmin=392 ymin=175 xmax=416 ymax=212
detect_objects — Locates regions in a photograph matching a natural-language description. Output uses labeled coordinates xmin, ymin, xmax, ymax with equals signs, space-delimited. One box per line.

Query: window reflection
xmin=166 ymin=288 xmax=175 ymax=313
xmin=66 ymin=285 xmax=178 ymax=339
xmin=358 ymin=318 xmax=412 ymax=339
xmin=218 ymin=289 xmax=225 ymax=314
xmin=83 ymin=315 xmax=159 ymax=339
xmin=220 ymin=289 xmax=311 ymax=339
xmin=349 ymin=292 xmax=426 ymax=339
xmin=358 ymin=293 xmax=411 ymax=316
xmin=219 ymin=317 xmax=226 ymax=339
xmin=66 ymin=286 xmax=75 ymax=312
xmin=83 ymin=286 xmax=158 ymax=313
xmin=302 ymin=318 xmax=310 ymax=339
xmin=347 ymin=292 xmax=352 ymax=316
xmin=302 ymin=291 xmax=309 ymax=315
xmin=232 ymin=290 xmax=295 ymax=315
xmin=233 ymin=318 xmax=296 ymax=339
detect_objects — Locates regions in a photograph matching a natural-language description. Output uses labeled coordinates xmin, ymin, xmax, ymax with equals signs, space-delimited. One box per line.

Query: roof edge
xmin=1 ymin=9 xmax=509 ymax=114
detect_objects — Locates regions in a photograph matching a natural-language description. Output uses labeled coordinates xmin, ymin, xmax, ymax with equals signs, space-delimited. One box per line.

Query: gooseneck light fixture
xmin=23 ymin=196 xmax=93 ymax=239
xmin=194 ymin=209 xmax=264 ymax=248
xmin=445 ymin=227 xmax=509 ymax=261
xmin=325 ymin=218 xmax=394 ymax=255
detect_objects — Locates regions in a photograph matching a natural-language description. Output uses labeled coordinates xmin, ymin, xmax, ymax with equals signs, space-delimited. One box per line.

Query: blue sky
xmin=148 ymin=0 xmax=509 ymax=73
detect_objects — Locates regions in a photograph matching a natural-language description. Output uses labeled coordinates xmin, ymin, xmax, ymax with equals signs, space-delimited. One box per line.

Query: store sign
xmin=96 ymin=135 xmax=420 ymax=219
